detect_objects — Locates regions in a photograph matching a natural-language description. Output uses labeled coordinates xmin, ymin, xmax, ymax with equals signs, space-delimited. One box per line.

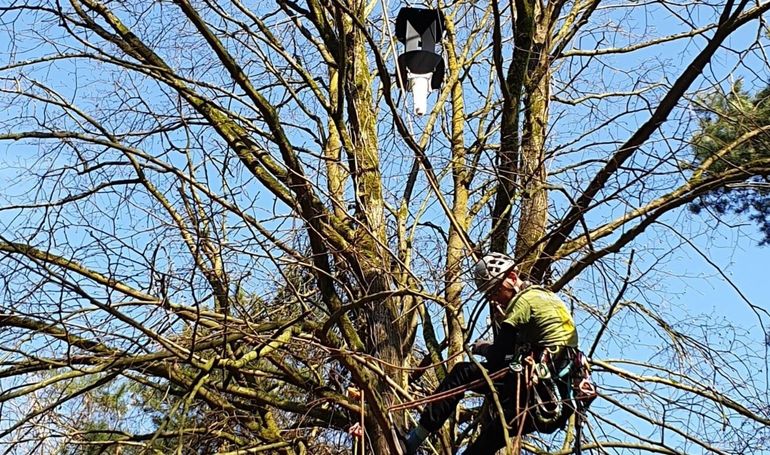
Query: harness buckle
xmin=534 ymin=362 xmax=551 ymax=380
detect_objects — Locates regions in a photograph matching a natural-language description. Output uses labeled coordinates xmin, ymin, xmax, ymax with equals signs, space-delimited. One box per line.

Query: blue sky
xmin=0 ymin=2 xmax=769 ymax=453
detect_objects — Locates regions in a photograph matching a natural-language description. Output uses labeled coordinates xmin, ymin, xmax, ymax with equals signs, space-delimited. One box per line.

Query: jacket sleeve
xmin=483 ymin=322 xmax=518 ymax=371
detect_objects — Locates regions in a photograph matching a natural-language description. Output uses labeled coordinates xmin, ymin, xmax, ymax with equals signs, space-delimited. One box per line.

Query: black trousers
xmin=418 ymin=360 xmax=573 ymax=454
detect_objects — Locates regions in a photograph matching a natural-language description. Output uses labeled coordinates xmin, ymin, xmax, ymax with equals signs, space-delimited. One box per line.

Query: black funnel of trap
xmin=395 ymin=7 xmax=446 ymax=90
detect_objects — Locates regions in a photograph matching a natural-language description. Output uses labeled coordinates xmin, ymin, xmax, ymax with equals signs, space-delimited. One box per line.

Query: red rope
xmin=388 ymin=368 xmax=509 ymax=411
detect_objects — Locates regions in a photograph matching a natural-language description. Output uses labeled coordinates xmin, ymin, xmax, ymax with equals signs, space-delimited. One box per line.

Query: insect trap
xmin=395 ymin=7 xmax=446 ymax=116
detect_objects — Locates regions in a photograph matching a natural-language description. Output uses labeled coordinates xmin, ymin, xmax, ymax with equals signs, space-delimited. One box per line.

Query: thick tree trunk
xmin=515 ymin=53 xmax=550 ymax=274
xmin=514 ymin=0 xmax=560 ymax=277
xmin=490 ymin=0 xmax=534 ymax=253
xmin=342 ymin=3 xmax=404 ymax=453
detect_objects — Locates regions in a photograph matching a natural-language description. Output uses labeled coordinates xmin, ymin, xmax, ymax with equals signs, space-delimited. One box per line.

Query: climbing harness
xmin=508 ymin=346 xmax=597 ymax=432
xmin=523 ymin=347 xmax=568 ymax=428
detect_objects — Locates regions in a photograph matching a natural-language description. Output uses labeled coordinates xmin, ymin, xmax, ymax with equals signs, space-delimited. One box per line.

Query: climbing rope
xmin=388 ymin=367 xmax=509 ymax=412
xmin=511 ymin=363 xmax=529 ymax=453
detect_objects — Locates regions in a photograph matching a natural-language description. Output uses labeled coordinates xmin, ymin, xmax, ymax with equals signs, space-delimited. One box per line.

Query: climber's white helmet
xmin=473 ymin=252 xmax=517 ymax=296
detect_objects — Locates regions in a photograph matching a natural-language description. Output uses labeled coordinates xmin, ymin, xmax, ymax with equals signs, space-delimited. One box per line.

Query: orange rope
xmin=359 ymin=390 xmax=365 ymax=455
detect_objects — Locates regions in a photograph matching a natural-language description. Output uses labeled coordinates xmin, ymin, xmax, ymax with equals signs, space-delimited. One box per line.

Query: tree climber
xmin=402 ymin=252 xmax=588 ymax=454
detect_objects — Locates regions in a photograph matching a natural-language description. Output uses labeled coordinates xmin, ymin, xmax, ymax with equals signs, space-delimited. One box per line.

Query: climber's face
xmin=488 ymin=270 xmax=518 ymax=315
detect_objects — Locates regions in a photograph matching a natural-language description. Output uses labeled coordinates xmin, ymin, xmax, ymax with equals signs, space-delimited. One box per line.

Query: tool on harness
xmin=506 ymin=348 xmax=566 ymax=428
xmin=507 ymin=347 xmax=596 ymax=430
xmin=533 ymin=361 xmax=551 ymax=383
xmin=531 ymin=349 xmax=567 ymax=427
xmin=572 ymin=351 xmax=597 ymax=408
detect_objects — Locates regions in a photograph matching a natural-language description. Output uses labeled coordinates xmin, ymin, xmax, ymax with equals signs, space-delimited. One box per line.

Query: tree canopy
xmin=0 ymin=1 xmax=769 ymax=454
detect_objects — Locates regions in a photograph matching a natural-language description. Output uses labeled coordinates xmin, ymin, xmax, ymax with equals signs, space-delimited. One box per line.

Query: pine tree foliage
xmin=690 ymin=84 xmax=770 ymax=243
